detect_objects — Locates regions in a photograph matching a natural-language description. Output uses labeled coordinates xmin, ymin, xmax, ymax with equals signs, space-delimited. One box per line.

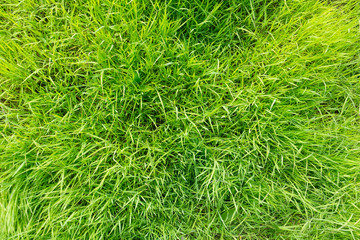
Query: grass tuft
xmin=1 ymin=0 xmax=360 ymax=239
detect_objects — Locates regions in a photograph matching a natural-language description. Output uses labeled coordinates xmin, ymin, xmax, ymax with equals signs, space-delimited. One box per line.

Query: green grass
xmin=1 ymin=0 xmax=360 ymax=239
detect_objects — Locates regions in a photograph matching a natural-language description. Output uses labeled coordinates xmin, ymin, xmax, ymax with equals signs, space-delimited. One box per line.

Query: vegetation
xmin=1 ymin=0 xmax=360 ymax=239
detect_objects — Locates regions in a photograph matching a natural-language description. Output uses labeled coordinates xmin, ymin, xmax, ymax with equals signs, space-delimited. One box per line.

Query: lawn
xmin=1 ymin=0 xmax=360 ymax=239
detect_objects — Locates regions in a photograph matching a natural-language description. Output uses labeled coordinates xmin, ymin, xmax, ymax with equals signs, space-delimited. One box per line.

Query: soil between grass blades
xmin=1 ymin=0 xmax=360 ymax=239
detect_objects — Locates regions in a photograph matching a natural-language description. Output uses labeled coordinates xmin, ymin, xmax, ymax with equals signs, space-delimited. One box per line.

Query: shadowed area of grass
xmin=0 ymin=0 xmax=360 ymax=239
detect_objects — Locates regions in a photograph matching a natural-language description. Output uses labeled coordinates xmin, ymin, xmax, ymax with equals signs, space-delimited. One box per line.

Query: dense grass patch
xmin=1 ymin=0 xmax=360 ymax=239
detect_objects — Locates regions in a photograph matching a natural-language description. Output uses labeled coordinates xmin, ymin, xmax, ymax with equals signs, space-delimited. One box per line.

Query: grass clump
xmin=1 ymin=0 xmax=360 ymax=239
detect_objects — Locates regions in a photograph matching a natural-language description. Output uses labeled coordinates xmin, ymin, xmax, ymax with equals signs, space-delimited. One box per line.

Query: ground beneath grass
xmin=1 ymin=0 xmax=360 ymax=239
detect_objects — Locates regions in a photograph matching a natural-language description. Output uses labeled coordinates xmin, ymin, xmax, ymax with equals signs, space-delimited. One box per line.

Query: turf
xmin=1 ymin=0 xmax=360 ymax=239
